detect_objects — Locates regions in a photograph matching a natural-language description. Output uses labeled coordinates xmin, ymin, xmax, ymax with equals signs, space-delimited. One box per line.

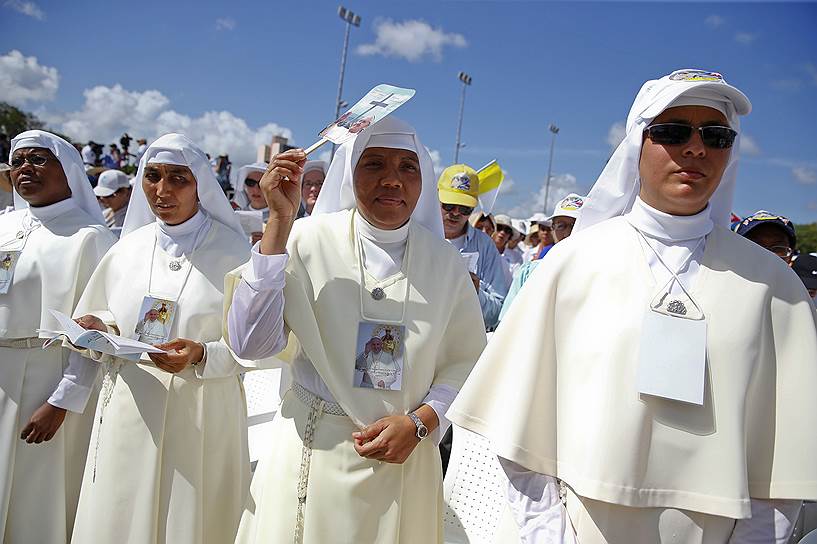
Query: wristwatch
xmin=407 ymin=412 xmax=428 ymax=440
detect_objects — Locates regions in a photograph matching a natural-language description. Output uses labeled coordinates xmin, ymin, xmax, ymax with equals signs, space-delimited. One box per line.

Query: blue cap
xmin=734 ymin=210 xmax=796 ymax=248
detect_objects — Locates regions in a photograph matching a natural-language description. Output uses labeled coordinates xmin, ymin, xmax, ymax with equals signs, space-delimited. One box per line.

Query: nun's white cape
xmin=1 ymin=130 xmax=115 ymax=543
xmin=448 ymin=71 xmax=817 ymax=542
xmin=230 ymin=118 xmax=483 ymax=544
xmin=70 ymin=133 xmax=253 ymax=544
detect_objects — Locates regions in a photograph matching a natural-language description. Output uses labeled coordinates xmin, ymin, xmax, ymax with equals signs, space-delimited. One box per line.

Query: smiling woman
xmin=352 ymin=147 xmax=422 ymax=230
xmin=1 ymin=130 xmax=115 ymax=543
xmin=226 ymin=117 xmax=486 ymax=544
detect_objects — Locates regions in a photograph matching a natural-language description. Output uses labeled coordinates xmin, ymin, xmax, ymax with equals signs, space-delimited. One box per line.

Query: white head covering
xmin=10 ymin=130 xmax=107 ymax=225
xmin=121 ymin=133 xmax=244 ymax=239
xmin=302 ymin=160 xmax=328 ymax=181
xmin=311 ymin=116 xmax=443 ymax=238
xmin=547 ymin=193 xmax=587 ymax=221
xmin=93 ymin=169 xmax=131 ymax=197
xmin=575 ymin=69 xmax=751 ymax=232
xmin=231 ymin=161 xmax=268 ymax=209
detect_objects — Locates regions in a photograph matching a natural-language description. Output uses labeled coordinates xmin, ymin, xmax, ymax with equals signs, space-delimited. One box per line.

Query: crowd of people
xmin=0 ymin=68 xmax=815 ymax=544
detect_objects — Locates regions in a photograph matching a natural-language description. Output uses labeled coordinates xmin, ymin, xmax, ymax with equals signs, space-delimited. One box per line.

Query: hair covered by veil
xmin=121 ymin=133 xmax=245 ymax=239
xmin=575 ymin=69 xmax=751 ymax=232
xmin=311 ymin=116 xmax=444 ymax=238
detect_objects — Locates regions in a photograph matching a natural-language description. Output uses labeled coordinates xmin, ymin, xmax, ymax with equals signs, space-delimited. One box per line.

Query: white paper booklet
xmin=39 ymin=309 xmax=166 ymax=360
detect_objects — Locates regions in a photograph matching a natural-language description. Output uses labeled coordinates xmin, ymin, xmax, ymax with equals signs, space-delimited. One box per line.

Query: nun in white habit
xmin=297 ymin=159 xmax=327 ymax=218
xmin=70 ymin=133 xmax=254 ymax=544
xmin=0 ymin=130 xmax=115 ymax=543
xmin=225 ymin=116 xmax=486 ymax=543
xmin=231 ymin=161 xmax=269 ymax=211
xmin=448 ymin=70 xmax=817 ymax=543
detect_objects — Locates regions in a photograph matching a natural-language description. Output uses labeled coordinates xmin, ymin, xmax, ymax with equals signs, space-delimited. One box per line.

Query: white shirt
xmin=81 ymin=144 xmax=95 ymax=166
xmin=228 ymin=213 xmax=457 ymax=442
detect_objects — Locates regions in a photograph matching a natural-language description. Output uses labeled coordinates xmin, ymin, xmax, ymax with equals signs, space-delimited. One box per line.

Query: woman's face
xmin=353 ymin=147 xmax=421 ymax=230
xmin=244 ymin=170 xmax=266 ymax=209
xmin=142 ymin=163 xmax=199 ymax=225
xmin=301 ymin=168 xmax=325 ymax=213
xmin=639 ymin=105 xmax=731 ymax=216
xmin=9 ymin=147 xmax=72 ymax=206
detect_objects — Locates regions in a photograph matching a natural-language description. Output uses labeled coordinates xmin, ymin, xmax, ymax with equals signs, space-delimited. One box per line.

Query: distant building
xmin=257 ymin=135 xmax=295 ymax=162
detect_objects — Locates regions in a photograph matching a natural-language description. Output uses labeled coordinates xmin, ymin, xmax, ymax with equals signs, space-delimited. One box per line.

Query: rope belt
xmin=0 ymin=337 xmax=48 ymax=349
xmin=291 ymin=382 xmax=346 ymax=544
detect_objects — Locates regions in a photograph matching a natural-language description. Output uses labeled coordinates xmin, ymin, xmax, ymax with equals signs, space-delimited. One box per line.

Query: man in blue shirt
xmin=437 ymin=164 xmax=508 ymax=331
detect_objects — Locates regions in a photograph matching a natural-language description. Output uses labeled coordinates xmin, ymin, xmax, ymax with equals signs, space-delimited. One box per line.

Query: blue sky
xmin=2 ymin=0 xmax=816 ymax=221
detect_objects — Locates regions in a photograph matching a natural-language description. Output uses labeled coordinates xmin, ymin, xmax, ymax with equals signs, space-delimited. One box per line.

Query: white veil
xmin=311 ymin=116 xmax=443 ymax=238
xmin=575 ymin=69 xmax=751 ymax=232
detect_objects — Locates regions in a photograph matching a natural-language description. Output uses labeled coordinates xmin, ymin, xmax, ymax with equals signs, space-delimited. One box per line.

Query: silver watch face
xmin=417 ymin=425 xmax=428 ymax=439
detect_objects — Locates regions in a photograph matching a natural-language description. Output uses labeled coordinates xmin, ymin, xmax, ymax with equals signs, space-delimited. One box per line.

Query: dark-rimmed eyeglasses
xmin=244 ymin=178 xmax=260 ymax=188
xmin=644 ymin=123 xmax=737 ymax=149
xmin=10 ymin=155 xmax=51 ymax=170
xmin=441 ymin=203 xmax=474 ymax=216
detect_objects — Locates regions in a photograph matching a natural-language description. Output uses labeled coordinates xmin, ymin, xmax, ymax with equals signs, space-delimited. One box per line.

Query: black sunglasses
xmin=441 ymin=203 xmax=474 ymax=215
xmin=244 ymin=178 xmax=260 ymax=188
xmin=644 ymin=123 xmax=737 ymax=149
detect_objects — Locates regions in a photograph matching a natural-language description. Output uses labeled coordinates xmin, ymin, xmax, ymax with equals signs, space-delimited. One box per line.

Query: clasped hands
xmin=352 ymin=407 xmax=438 ymax=465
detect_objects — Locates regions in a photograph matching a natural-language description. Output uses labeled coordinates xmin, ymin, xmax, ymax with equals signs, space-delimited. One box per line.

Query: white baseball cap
xmin=94 ymin=169 xmax=131 ymax=197
xmin=634 ymin=69 xmax=751 ymax=125
xmin=548 ymin=193 xmax=587 ymax=221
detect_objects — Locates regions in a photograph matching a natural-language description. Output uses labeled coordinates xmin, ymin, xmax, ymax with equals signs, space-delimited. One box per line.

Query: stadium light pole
xmin=543 ymin=123 xmax=559 ymax=213
xmin=453 ymin=71 xmax=472 ymax=163
xmin=332 ymin=6 xmax=361 ymax=159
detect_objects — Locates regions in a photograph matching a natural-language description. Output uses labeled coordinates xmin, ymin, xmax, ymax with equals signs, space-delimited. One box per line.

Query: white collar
xmin=158 ymin=208 xmax=207 ymax=239
xmin=354 ymin=211 xmax=409 ymax=244
xmin=627 ymin=196 xmax=713 ymax=243
xmin=27 ymin=197 xmax=77 ymax=223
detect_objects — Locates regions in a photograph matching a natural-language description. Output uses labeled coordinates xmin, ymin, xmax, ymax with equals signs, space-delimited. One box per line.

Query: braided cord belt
xmin=292 ymin=383 xmax=346 ymax=544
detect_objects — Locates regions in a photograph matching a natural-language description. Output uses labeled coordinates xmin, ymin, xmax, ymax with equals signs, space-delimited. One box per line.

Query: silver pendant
xmin=371 ymin=287 xmax=385 ymax=301
xmin=168 ymin=260 xmax=183 ymax=272
xmin=667 ymin=300 xmax=687 ymax=316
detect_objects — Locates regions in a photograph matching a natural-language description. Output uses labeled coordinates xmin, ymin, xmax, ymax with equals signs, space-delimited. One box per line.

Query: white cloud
xmin=606 ymin=121 xmax=626 ymax=150
xmin=735 ymin=32 xmax=756 ymax=45
xmin=504 ymin=173 xmax=581 ymax=218
xmin=0 ymin=49 xmax=59 ymax=106
xmin=317 ymin=149 xmax=331 ymax=164
xmin=499 ymin=174 xmax=516 ymax=195
xmin=3 ymin=0 xmax=44 ymax=20
xmin=44 ymin=84 xmax=291 ymax=167
xmin=425 ymin=147 xmax=444 ymax=178
xmin=357 ymin=19 xmax=466 ymax=62
xmin=740 ymin=134 xmax=760 ymax=156
xmin=704 ymin=15 xmax=724 ymax=28
xmin=216 ymin=17 xmax=236 ymax=31
xmin=792 ymin=166 xmax=817 ymax=185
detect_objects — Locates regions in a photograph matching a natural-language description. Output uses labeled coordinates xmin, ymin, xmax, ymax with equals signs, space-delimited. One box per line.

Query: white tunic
xmin=500 ymin=199 xmax=803 ymax=542
xmin=0 ymin=199 xmax=115 ymax=544
xmin=449 ymin=209 xmax=817 ymax=543
xmin=227 ymin=209 xmax=486 ymax=543
xmin=70 ymin=215 xmax=252 ymax=544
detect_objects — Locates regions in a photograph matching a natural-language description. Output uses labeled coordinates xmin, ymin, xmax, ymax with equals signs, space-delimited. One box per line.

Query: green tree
xmin=796 ymin=223 xmax=817 ymax=254
xmin=0 ymin=102 xmax=72 ymax=143
xmin=0 ymin=102 xmax=45 ymax=136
